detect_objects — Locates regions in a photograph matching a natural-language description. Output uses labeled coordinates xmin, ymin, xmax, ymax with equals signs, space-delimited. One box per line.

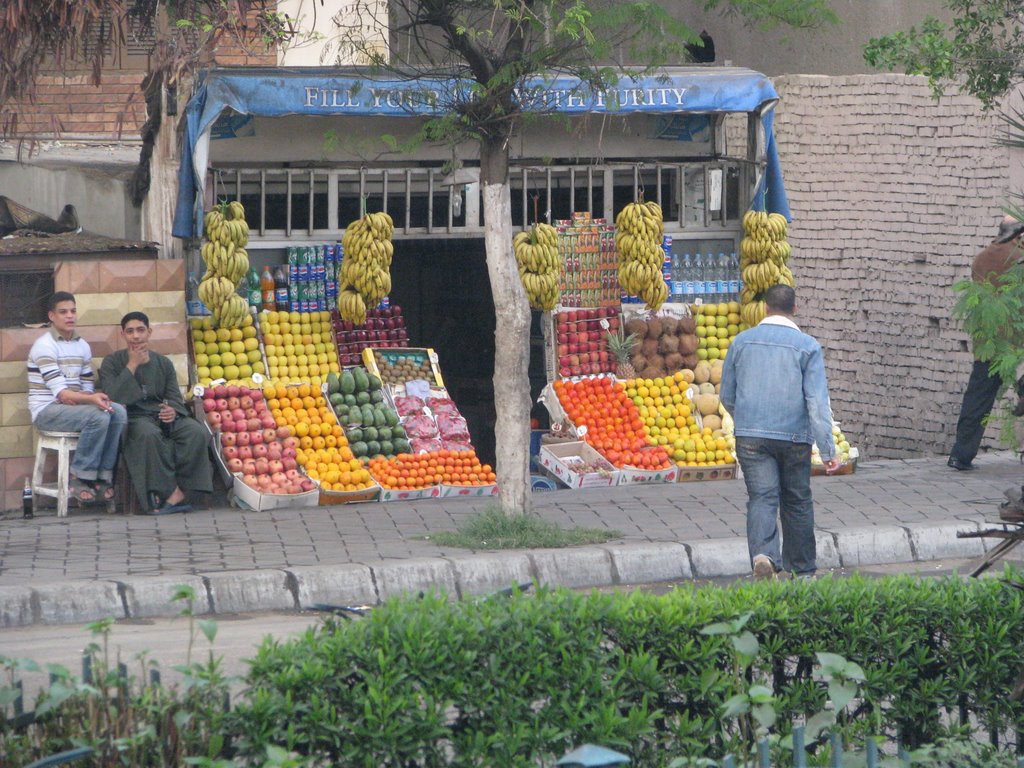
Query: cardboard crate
xmin=617 ymin=466 xmax=678 ymax=484
xmin=319 ymin=483 xmax=382 ymax=505
xmin=439 ymin=483 xmax=499 ymax=498
xmin=379 ymin=485 xmax=442 ymax=502
xmin=232 ymin=475 xmax=320 ymax=511
xmin=537 ymin=442 xmax=619 ymax=489
xmin=676 ymin=464 xmax=737 ymax=482
xmin=363 ymin=347 xmax=444 ymax=388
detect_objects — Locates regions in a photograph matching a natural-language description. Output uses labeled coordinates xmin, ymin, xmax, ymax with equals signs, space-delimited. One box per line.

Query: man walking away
xmin=27 ymin=292 xmax=127 ymax=505
xmin=948 ymin=215 xmax=1024 ymax=471
xmin=720 ymin=284 xmax=840 ymax=579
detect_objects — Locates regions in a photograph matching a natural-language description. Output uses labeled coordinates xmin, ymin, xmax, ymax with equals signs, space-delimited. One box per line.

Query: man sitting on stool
xmin=99 ymin=311 xmax=212 ymax=514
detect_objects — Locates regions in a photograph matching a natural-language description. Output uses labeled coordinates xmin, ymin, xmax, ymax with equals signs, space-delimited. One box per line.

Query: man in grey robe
xmin=100 ymin=311 xmax=212 ymax=514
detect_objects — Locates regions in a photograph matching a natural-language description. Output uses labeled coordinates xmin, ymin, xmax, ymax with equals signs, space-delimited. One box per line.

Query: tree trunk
xmin=480 ymin=135 xmax=532 ymax=515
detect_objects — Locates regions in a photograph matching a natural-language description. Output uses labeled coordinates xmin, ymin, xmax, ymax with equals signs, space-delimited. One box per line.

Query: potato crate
xmin=232 ymin=475 xmax=320 ymax=511
xmin=378 ymin=485 xmax=443 ymax=502
xmin=318 ymin=483 xmax=382 ymax=506
xmin=676 ymin=464 xmax=737 ymax=482
xmin=537 ymin=442 xmax=620 ymax=489
xmin=617 ymin=465 xmax=679 ymax=485
xmin=439 ymin=483 xmax=499 ymax=498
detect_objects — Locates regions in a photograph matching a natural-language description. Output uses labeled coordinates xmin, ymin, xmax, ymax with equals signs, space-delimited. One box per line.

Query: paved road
xmin=0 ymin=450 xmax=1020 ymax=627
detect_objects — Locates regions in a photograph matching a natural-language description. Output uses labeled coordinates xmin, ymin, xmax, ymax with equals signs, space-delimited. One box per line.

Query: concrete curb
xmin=0 ymin=522 xmax=1000 ymax=628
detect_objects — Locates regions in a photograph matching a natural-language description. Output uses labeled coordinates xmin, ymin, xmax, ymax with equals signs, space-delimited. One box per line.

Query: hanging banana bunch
xmin=514 ymin=223 xmax=560 ymax=311
xmin=199 ymin=201 xmax=251 ymax=329
xmin=615 ymin=200 xmax=668 ymax=311
xmin=738 ymin=210 xmax=794 ymax=327
xmin=337 ymin=211 xmax=394 ymax=325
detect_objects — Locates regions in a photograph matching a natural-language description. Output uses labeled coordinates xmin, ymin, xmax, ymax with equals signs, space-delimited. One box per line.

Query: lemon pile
xmin=694 ymin=301 xmax=745 ymax=362
xmin=191 ymin=315 xmax=263 ymax=385
xmin=623 ymin=370 xmax=735 ymax=467
xmin=259 ymin=310 xmax=340 ymax=386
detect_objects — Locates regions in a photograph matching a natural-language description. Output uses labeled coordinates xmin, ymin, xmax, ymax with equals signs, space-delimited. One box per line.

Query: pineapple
xmin=606 ymin=327 xmax=640 ymax=380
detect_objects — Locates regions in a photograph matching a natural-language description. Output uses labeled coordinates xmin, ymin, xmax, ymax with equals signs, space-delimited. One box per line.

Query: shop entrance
xmin=389 ymin=238 xmax=548 ymax=467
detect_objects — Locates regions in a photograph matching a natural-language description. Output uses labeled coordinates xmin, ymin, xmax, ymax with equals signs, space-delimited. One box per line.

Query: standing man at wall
xmin=720 ymin=284 xmax=840 ymax=580
xmin=27 ymin=291 xmax=127 ymax=505
xmin=948 ymin=216 xmax=1024 ymax=471
xmin=100 ymin=311 xmax=212 ymax=514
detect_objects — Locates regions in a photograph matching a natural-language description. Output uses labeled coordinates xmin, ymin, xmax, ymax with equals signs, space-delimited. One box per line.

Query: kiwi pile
xmin=376 ymin=352 xmax=434 ymax=386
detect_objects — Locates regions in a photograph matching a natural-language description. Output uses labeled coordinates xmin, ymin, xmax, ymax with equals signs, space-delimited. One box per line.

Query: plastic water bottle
xmin=670 ymin=253 xmax=684 ymax=303
xmin=682 ymin=253 xmax=695 ymax=304
xmin=728 ymin=252 xmax=740 ymax=301
xmin=22 ymin=477 xmax=33 ymax=520
xmin=692 ymin=253 xmax=705 ymax=304
xmin=716 ymin=253 xmax=729 ymax=304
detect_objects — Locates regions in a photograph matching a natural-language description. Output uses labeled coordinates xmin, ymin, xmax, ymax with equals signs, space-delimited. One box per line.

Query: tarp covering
xmin=173 ymin=66 xmax=790 ymax=238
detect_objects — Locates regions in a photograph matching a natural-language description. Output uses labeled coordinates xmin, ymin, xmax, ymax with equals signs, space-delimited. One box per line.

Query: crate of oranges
xmin=260 ymin=381 xmax=380 ymax=504
xmin=368 ymin=450 xmax=497 ymax=502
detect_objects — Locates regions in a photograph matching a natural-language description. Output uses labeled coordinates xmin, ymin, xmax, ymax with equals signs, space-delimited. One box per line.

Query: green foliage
xmin=864 ymin=2 xmax=1024 ymax=108
xmin=423 ymin=506 xmax=621 ymax=549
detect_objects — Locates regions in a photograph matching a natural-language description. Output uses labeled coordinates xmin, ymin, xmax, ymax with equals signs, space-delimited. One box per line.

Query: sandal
xmin=69 ymin=477 xmax=98 ymax=505
xmin=94 ymin=480 xmax=115 ymax=502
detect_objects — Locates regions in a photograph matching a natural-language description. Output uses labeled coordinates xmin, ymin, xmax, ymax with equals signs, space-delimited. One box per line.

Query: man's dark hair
xmin=764 ymin=284 xmax=796 ymax=314
xmin=120 ymin=311 xmax=150 ymax=329
xmin=47 ymin=291 xmax=76 ymax=312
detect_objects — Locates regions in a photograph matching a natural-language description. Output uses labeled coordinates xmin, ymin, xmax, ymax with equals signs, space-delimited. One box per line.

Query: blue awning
xmin=173 ymin=66 xmax=789 ymax=238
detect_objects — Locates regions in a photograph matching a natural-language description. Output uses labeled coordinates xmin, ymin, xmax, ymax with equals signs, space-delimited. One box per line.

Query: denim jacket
xmin=720 ymin=316 xmax=837 ymax=460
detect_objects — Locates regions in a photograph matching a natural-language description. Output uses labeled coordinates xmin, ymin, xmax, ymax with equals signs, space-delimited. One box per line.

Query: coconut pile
xmin=623 ymin=314 xmax=700 ymax=380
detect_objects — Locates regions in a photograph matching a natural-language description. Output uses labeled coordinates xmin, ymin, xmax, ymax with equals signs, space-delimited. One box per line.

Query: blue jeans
xmin=34 ymin=402 xmax=127 ymax=483
xmin=735 ymin=437 xmax=816 ymax=575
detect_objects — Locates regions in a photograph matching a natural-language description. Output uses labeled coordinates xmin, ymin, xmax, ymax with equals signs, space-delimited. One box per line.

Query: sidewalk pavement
xmin=0 ymin=451 xmax=1021 ymax=628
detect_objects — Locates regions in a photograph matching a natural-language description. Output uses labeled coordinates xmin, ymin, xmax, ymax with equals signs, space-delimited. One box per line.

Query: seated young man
xmin=28 ymin=291 xmax=127 ymax=505
xmin=99 ymin=311 xmax=213 ymax=514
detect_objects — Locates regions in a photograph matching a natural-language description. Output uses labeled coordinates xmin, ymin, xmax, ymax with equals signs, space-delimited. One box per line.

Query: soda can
xmin=379 ymin=295 xmax=390 ymax=310
xmin=326 ymin=278 xmax=337 ymax=299
xmin=288 ymin=283 xmax=300 ymax=312
xmin=315 ymin=281 xmax=326 ymax=311
xmin=322 ymin=244 xmax=333 ymax=267
xmin=663 ymin=234 xmax=673 ymax=248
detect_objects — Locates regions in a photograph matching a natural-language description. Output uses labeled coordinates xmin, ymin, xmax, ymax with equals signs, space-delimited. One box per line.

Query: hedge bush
xmin=228 ymin=572 xmax=1024 ymax=767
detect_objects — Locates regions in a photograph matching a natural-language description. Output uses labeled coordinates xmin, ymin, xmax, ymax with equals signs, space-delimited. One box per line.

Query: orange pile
xmin=552 ymin=376 xmax=671 ymax=470
xmin=262 ymin=382 xmax=375 ymax=492
xmin=368 ymin=450 xmax=496 ymax=490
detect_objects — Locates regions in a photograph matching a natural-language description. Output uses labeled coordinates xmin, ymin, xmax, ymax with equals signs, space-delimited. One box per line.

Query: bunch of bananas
xmin=514 ymin=223 xmax=560 ymax=310
xmin=338 ymin=211 xmax=394 ymax=325
xmin=615 ymin=201 xmax=668 ymax=310
xmin=738 ymin=210 xmax=795 ymax=326
xmin=199 ymin=201 xmax=251 ymax=329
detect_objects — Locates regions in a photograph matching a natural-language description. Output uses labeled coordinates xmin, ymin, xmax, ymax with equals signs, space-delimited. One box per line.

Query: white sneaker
xmin=752 ymin=555 xmax=775 ymax=580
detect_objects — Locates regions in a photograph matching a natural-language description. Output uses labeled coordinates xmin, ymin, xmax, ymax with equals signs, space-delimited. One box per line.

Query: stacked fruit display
xmin=738 ymin=210 xmax=794 ymax=327
xmin=198 ymin=201 xmax=251 ymax=329
xmin=259 ymin=310 xmax=340 ymax=387
xmin=325 ymin=368 xmax=411 ymax=460
xmin=615 ymin=201 xmax=668 ymax=310
xmin=338 ymin=211 xmax=394 ymax=325
xmin=812 ymin=422 xmax=856 ymax=469
xmin=370 ymin=349 xmax=438 ymax=389
xmin=619 ymin=313 xmax=699 ymax=379
xmin=261 ymin=382 xmax=376 ymax=493
xmin=191 ymin=315 xmax=264 ymax=386
xmin=514 ymin=222 xmax=561 ymax=310
xmin=624 ymin=367 xmax=734 ymax=468
xmin=331 ymin=306 xmax=409 ymax=366
xmin=693 ymin=302 xmax=742 ymax=362
xmin=551 ymin=376 xmax=671 ymax=470
xmin=553 ymin=307 xmax=619 ymax=378
xmin=393 ymin=393 xmax=474 ymax=453
xmin=368 ymin=450 xmax=496 ymax=491
xmin=200 ymin=384 xmax=315 ymax=495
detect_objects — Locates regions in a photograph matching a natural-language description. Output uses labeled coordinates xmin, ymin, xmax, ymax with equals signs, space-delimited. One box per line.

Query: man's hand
xmin=89 ymin=392 xmax=115 ymax=414
xmin=824 ymin=457 xmax=842 ymax=474
xmin=126 ymin=345 xmax=150 ymax=373
xmin=157 ymin=401 xmax=176 ymax=423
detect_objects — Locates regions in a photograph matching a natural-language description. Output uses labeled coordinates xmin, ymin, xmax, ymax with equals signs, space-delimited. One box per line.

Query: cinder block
xmin=447 ymin=553 xmax=533 ymax=598
xmin=74 ymin=294 xmax=130 ymax=327
xmin=204 ymin=569 xmax=295 ymax=614
xmin=829 ymin=525 xmax=914 ymax=567
xmin=0 ymin=426 xmax=33 ymax=459
xmin=54 ymin=261 xmax=100 ymax=294
xmin=155 ymin=259 xmax=186 ymax=292
xmin=98 ymin=260 xmax=159 ymax=293
xmin=688 ymin=537 xmax=749 ymax=578
xmin=290 ymin=563 xmax=377 ymax=609
xmin=604 ymin=542 xmax=692 ymax=584
xmin=904 ymin=520 xmax=986 ymax=560
xmin=2 ymin=456 xmax=34 ymax=491
xmin=0 ymin=328 xmax=44 ymax=363
xmin=530 ymin=548 xmax=613 ymax=589
xmin=33 ymin=580 xmax=125 ymax=625
xmin=148 ymin=322 xmax=189 ymax=356
xmin=372 ymin=558 xmax=457 ymax=601
xmin=0 ymin=585 xmax=35 ymax=628
xmin=0 ymin=393 xmax=30 ymax=427
xmin=0 ymin=362 xmax=27 ymax=394
xmin=122 ymin=575 xmax=211 ymax=618
xmin=129 ymin=292 xmax=186 ymax=325
xmin=78 ymin=325 xmax=121 ymax=357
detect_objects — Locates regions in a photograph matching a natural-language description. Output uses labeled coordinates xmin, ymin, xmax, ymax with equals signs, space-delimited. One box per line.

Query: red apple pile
xmin=331 ymin=305 xmax=410 ymax=366
xmin=202 ymin=384 xmax=316 ymax=495
xmin=555 ymin=307 xmax=620 ymax=378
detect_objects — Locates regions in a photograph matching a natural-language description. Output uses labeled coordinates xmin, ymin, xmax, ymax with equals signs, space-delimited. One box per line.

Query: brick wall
xmin=0 ymin=259 xmax=189 ymax=511
xmin=770 ymin=74 xmax=1012 ymax=459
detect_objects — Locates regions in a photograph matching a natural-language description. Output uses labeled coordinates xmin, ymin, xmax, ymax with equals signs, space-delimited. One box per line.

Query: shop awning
xmin=173 ymin=66 xmax=789 ymax=238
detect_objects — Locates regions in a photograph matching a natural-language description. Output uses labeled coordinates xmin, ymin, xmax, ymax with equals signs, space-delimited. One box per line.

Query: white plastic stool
xmin=32 ymin=430 xmax=79 ymax=518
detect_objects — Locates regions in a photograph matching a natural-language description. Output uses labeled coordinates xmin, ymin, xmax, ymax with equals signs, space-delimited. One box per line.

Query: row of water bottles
xmin=665 ymin=251 xmax=741 ymax=304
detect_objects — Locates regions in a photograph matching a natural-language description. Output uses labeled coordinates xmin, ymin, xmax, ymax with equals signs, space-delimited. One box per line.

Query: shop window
xmin=0 ymin=270 xmax=53 ymax=328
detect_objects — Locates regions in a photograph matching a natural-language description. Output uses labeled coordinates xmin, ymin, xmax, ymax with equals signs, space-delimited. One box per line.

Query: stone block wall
xmin=770 ymin=74 xmax=1012 ymax=459
xmin=0 ymin=259 xmax=189 ymax=511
